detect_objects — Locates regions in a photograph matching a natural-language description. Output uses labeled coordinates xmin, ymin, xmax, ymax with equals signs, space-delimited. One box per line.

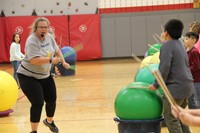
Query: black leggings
xmin=17 ymin=73 xmax=57 ymax=122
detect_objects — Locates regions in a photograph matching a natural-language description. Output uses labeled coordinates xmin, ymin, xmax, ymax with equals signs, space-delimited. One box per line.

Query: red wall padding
xmin=0 ymin=18 xmax=7 ymax=63
xmin=45 ymin=16 xmax=70 ymax=48
xmin=0 ymin=15 xmax=102 ymax=63
xmin=69 ymin=14 xmax=102 ymax=60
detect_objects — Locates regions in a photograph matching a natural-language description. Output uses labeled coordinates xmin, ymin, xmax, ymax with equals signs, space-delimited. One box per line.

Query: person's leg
xmin=41 ymin=76 xmax=56 ymax=118
xmin=179 ymin=98 xmax=191 ymax=133
xmin=188 ymin=93 xmax=197 ymax=109
xmin=41 ymin=76 xmax=58 ymax=132
xmin=17 ymin=73 xmax=44 ymax=132
xmin=163 ymin=96 xmax=191 ymax=133
xmin=11 ymin=61 xmax=20 ymax=83
xmin=188 ymin=83 xmax=200 ymax=109
xmin=194 ymin=82 xmax=200 ymax=108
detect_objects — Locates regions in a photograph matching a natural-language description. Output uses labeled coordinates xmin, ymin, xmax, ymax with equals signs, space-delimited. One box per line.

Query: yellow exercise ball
xmin=0 ymin=71 xmax=18 ymax=111
xmin=150 ymin=52 xmax=160 ymax=64
xmin=140 ymin=56 xmax=154 ymax=68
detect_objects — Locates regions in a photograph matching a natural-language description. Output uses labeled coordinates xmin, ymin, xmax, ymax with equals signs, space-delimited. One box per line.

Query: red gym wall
xmin=0 ymin=14 xmax=102 ymax=63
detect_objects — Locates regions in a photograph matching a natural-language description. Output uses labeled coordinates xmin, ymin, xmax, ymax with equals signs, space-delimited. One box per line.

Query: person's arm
xmin=29 ymin=56 xmax=60 ymax=65
xmin=149 ymin=42 xmax=172 ymax=90
xmin=171 ymin=105 xmax=200 ymax=127
xmin=20 ymin=49 xmax=25 ymax=58
xmin=172 ymin=105 xmax=200 ymax=117
xmin=171 ymin=105 xmax=179 ymax=118
xmin=10 ymin=43 xmax=22 ymax=60
xmin=185 ymin=109 xmax=200 ymax=116
xmin=179 ymin=111 xmax=200 ymax=127
xmin=149 ymin=84 xmax=157 ymax=90
xmin=55 ymin=49 xmax=70 ymax=69
xmin=158 ymin=43 xmax=172 ymax=82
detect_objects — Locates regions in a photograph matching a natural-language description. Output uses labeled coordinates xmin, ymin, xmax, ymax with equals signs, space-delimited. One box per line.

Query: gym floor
xmin=0 ymin=58 xmax=200 ymax=133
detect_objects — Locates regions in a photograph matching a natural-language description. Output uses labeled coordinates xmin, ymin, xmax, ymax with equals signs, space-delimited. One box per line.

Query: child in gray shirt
xmin=150 ymin=19 xmax=194 ymax=133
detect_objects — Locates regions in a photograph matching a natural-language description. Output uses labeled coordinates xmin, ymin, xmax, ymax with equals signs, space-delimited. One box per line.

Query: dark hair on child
xmin=185 ymin=31 xmax=199 ymax=43
xmin=164 ymin=19 xmax=184 ymax=40
xmin=12 ymin=32 xmax=21 ymax=43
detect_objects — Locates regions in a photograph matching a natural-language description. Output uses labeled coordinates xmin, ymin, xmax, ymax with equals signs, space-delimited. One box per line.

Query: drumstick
xmin=190 ymin=21 xmax=197 ymax=31
xmin=57 ymin=62 xmax=76 ymax=71
xmin=147 ymin=44 xmax=159 ymax=52
xmin=69 ymin=65 xmax=76 ymax=70
xmin=152 ymin=34 xmax=160 ymax=43
xmin=59 ymin=34 xmax=63 ymax=47
xmin=154 ymin=33 xmax=163 ymax=42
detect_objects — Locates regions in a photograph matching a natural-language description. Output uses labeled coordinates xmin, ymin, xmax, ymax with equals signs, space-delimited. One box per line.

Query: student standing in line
xmin=184 ymin=31 xmax=200 ymax=109
xmin=9 ymin=32 xmax=24 ymax=86
xmin=149 ymin=19 xmax=194 ymax=133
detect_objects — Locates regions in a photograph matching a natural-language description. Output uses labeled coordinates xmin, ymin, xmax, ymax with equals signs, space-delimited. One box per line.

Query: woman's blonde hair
xmin=29 ymin=17 xmax=50 ymax=34
xmin=189 ymin=21 xmax=200 ymax=34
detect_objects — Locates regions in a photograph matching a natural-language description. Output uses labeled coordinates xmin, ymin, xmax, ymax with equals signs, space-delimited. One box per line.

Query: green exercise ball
xmin=128 ymin=82 xmax=163 ymax=95
xmin=114 ymin=82 xmax=163 ymax=120
xmin=134 ymin=64 xmax=159 ymax=84
xmin=127 ymin=81 xmax=150 ymax=89
xmin=148 ymin=43 xmax=161 ymax=56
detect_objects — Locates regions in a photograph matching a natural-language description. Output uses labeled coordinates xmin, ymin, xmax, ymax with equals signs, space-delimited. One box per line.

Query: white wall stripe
xmin=98 ymin=0 xmax=193 ymax=8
